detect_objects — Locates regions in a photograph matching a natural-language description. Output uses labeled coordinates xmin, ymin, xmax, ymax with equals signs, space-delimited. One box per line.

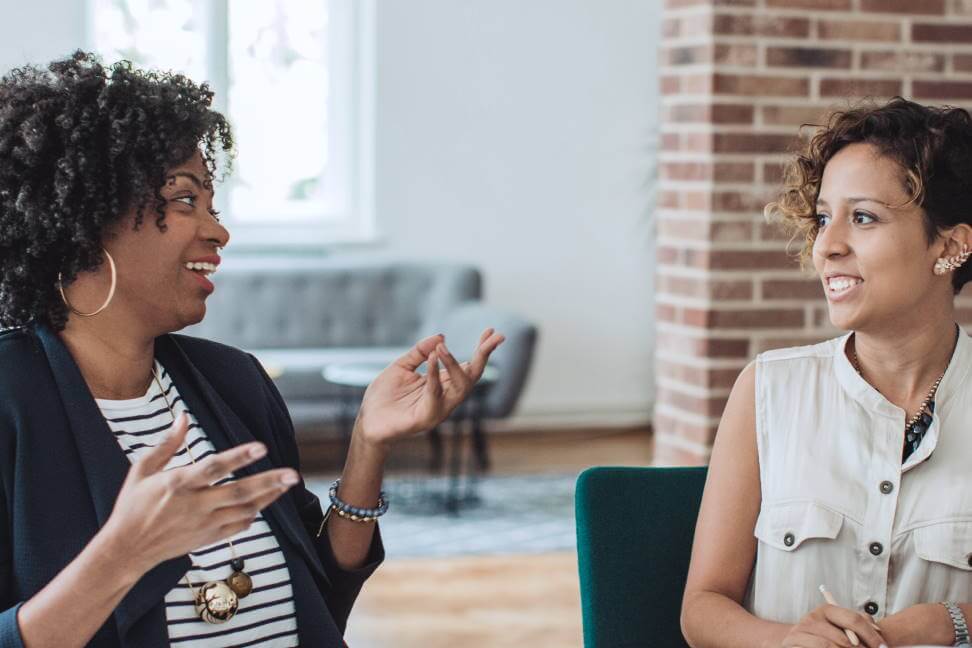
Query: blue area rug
xmin=305 ymin=473 xmax=578 ymax=559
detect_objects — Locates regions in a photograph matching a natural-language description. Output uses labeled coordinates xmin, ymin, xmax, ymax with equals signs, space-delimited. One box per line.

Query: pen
xmin=818 ymin=584 xmax=860 ymax=647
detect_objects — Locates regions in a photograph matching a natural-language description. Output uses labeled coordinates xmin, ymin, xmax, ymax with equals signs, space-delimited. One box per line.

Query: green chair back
xmin=575 ymin=466 xmax=708 ymax=648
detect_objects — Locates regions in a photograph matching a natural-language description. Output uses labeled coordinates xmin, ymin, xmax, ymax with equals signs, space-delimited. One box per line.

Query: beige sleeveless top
xmin=746 ymin=329 xmax=972 ymax=622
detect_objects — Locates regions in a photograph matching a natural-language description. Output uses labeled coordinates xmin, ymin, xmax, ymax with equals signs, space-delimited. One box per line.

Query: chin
xmin=174 ymin=304 xmax=207 ymax=331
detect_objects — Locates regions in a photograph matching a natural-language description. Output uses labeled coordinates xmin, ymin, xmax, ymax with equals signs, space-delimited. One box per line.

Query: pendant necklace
xmin=850 ymin=337 xmax=949 ymax=462
xmin=151 ymin=366 xmax=253 ymax=624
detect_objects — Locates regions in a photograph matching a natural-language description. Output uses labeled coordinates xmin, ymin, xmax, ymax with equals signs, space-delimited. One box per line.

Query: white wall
xmin=372 ymin=0 xmax=660 ymax=428
xmin=0 ymin=0 xmax=661 ymax=430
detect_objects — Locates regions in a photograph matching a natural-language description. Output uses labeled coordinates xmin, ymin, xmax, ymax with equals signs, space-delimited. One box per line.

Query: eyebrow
xmin=815 ymin=196 xmax=892 ymax=208
xmin=166 ymin=171 xmax=206 ymax=191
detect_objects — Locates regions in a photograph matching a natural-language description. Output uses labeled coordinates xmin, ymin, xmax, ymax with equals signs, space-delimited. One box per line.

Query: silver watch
xmin=943 ymin=601 xmax=971 ymax=646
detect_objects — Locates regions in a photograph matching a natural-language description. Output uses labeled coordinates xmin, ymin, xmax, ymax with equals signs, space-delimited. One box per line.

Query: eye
xmin=208 ymin=208 xmax=222 ymax=223
xmin=172 ymin=194 xmax=196 ymax=208
xmin=815 ymin=213 xmax=831 ymax=228
xmin=852 ymin=210 xmax=876 ymax=225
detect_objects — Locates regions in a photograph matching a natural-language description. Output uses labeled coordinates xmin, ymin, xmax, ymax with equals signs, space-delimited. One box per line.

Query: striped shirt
xmin=96 ymin=361 xmax=299 ymax=647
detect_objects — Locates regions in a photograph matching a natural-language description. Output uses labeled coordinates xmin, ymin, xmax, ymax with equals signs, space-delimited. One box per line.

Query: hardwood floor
xmin=312 ymin=426 xmax=653 ymax=648
xmin=345 ymin=552 xmax=583 ymax=648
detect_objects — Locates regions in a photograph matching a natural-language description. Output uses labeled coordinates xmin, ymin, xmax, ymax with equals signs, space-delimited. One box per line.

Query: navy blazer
xmin=0 ymin=324 xmax=383 ymax=647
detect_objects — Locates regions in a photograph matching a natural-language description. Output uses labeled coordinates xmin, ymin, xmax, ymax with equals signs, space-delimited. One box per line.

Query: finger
xmin=181 ymin=440 xmax=269 ymax=489
xmin=823 ymin=607 xmax=885 ymax=648
xmin=131 ymin=412 xmax=190 ymax=478
xmin=437 ymin=343 xmax=471 ymax=394
xmin=478 ymin=327 xmax=494 ymax=345
xmin=468 ymin=331 xmax=506 ymax=376
xmin=204 ymin=468 xmax=299 ymax=509
xmin=425 ymin=351 xmax=443 ymax=399
xmin=395 ymin=334 xmax=444 ymax=372
xmin=785 ymin=633 xmax=838 ymax=648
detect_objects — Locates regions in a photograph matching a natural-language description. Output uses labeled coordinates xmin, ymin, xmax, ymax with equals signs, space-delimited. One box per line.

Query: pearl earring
xmin=934 ymin=244 xmax=971 ymax=275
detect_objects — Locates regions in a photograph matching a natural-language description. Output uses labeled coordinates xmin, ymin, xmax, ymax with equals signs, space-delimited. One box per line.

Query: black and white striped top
xmin=96 ymin=362 xmax=299 ymax=647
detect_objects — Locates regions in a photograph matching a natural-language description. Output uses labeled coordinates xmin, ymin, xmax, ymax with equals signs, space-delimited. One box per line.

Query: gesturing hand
xmin=102 ymin=413 xmax=300 ymax=575
xmin=355 ymin=328 xmax=506 ymax=446
xmin=782 ymin=604 xmax=887 ymax=648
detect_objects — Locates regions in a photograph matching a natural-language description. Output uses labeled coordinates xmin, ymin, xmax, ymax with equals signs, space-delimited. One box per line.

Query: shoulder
xmin=167 ymin=333 xmax=262 ymax=378
xmin=0 ymin=326 xmax=47 ymax=388
xmin=755 ymin=334 xmax=846 ymax=368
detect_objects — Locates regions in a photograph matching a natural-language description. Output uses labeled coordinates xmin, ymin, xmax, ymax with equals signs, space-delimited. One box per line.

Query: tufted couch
xmin=184 ymin=256 xmax=538 ymax=441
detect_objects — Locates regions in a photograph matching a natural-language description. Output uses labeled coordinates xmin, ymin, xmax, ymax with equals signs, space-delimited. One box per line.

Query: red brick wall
xmin=655 ymin=0 xmax=972 ymax=465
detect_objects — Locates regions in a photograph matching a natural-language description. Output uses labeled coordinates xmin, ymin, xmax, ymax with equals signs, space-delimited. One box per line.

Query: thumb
xmin=130 ymin=412 xmax=189 ymax=478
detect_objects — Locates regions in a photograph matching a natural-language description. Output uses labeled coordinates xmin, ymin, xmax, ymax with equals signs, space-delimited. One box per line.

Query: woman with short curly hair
xmin=681 ymin=97 xmax=972 ymax=647
xmin=0 ymin=51 xmax=504 ymax=648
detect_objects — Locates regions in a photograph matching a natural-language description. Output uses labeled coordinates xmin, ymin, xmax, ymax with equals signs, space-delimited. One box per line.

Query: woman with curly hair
xmin=681 ymin=97 xmax=972 ymax=648
xmin=0 ymin=51 xmax=504 ymax=648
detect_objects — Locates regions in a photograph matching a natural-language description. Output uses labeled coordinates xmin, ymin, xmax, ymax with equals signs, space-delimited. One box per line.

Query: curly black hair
xmin=0 ymin=50 xmax=233 ymax=330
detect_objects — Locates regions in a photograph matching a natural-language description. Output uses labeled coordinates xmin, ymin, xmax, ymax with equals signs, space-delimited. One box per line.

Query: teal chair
xmin=575 ymin=466 xmax=708 ymax=648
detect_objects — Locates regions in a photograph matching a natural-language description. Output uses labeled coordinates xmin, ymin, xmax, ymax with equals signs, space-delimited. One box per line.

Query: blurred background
xmin=6 ymin=0 xmax=971 ymax=645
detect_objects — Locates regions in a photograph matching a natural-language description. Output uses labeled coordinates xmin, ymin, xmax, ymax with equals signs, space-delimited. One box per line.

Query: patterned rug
xmin=305 ymin=473 xmax=578 ymax=559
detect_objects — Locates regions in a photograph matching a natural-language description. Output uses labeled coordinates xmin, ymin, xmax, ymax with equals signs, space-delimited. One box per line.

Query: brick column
xmin=654 ymin=0 xmax=972 ymax=465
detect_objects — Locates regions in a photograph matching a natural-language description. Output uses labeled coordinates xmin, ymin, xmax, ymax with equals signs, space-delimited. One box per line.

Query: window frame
xmin=84 ymin=0 xmax=377 ymax=251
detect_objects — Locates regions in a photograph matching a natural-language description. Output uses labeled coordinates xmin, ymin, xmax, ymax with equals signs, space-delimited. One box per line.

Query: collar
xmin=834 ymin=324 xmax=971 ymax=418
xmin=833 ymin=324 xmax=972 ymax=469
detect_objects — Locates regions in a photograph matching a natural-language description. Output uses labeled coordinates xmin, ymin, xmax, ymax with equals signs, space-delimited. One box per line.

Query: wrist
xmin=350 ymin=418 xmax=391 ymax=462
xmin=93 ymin=522 xmax=151 ymax=586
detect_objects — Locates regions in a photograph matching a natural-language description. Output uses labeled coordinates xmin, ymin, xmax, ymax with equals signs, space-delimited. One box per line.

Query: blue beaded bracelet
xmin=328 ymin=478 xmax=389 ymax=522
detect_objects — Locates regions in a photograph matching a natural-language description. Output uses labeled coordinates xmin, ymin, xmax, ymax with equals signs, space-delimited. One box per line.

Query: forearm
xmin=326 ymin=421 xmax=387 ymax=570
xmin=877 ymin=602 xmax=969 ymax=647
xmin=17 ymin=527 xmax=146 ymax=648
xmin=682 ymin=590 xmax=791 ymax=648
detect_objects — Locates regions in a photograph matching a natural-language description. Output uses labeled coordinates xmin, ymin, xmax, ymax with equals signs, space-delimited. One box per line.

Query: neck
xmin=852 ymin=316 xmax=959 ymax=409
xmin=59 ymin=312 xmax=157 ymax=400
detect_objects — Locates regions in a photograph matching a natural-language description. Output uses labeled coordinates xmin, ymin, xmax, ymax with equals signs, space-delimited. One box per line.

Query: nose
xmin=201 ymin=218 xmax=230 ymax=250
xmin=812 ymin=212 xmax=850 ymax=261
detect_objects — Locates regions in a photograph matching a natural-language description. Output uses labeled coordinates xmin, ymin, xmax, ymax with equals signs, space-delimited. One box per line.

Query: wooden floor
xmin=325 ymin=426 xmax=653 ymax=648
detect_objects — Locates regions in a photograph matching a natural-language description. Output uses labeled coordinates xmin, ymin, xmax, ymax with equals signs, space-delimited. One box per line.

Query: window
xmin=85 ymin=0 xmax=375 ymax=248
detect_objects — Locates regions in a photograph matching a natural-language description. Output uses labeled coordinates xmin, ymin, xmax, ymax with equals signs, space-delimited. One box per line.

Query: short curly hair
xmin=0 ymin=50 xmax=233 ymax=330
xmin=765 ymin=97 xmax=972 ymax=294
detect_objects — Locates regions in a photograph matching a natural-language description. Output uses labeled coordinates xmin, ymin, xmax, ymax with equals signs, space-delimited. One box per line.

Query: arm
xmin=878 ymin=602 xmax=971 ymax=646
xmin=680 ymin=362 xmax=791 ymax=648
xmin=14 ymin=415 xmax=294 ymax=648
xmin=15 ymin=529 xmax=146 ymax=648
xmin=681 ymin=363 xmax=887 ymax=648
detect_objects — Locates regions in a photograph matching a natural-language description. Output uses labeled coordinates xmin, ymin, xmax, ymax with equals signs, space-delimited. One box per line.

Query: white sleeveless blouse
xmin=746 ymin=328 xmax=972 ymax=623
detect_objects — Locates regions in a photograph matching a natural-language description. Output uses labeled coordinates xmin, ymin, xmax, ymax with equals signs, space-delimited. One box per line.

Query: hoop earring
xmin=57 ymin=248 xmax=117 ymax=317
xmin=934 ymin=244 xmax=971 ymax=276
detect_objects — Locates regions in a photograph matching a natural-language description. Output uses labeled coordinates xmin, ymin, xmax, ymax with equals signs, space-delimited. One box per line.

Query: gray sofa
xmin=185 ymin=256 xmax=537 ymax=443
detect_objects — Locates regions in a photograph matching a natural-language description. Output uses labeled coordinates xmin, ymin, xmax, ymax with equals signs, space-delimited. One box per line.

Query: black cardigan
xmin=0 ymin=323 xmax=383 ymax=647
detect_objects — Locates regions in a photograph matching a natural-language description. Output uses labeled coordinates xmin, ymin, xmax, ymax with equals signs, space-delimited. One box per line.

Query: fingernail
xmin=880 ymin=644 xmax=888 ymax=648
xmin=281 ymin=471 xmax=299 ymax=485
xmin=249 ymin=443 xmax=267 ymax=459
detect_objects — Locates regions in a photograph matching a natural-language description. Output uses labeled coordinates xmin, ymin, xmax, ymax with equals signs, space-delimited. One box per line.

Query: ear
xmin=939 ymin=223 xmax=972 ymax=258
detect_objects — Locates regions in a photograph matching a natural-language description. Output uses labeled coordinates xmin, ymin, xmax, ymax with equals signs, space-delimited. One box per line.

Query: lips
xmin=824 ymin=274 xmax=863 ymax=302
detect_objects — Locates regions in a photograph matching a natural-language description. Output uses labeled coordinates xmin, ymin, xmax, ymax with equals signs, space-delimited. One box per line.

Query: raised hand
xmin=354 ymin=328 xmax=505 ymax=446
xmin=102 ymin=413 xmax=300 ymax=574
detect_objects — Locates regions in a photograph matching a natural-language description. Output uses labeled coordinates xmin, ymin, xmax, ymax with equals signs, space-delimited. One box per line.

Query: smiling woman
xmin=679 ymin=98 xmax=972 ymax=648
xmin=0 ymin=51 xmax=504 ymax=648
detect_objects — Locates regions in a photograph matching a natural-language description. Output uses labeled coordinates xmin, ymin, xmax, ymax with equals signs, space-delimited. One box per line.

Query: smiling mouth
xmin=826 ymin=276 xmax=863 ymax=299
xmin=184 ymin=261 xmax=218 ymax=277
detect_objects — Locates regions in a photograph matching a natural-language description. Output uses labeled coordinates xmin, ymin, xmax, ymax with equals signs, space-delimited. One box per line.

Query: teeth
xmin=184 ymin=262 xmax=218 ymax=275
xmin=828 ymin=277 xmax=862 ymax=292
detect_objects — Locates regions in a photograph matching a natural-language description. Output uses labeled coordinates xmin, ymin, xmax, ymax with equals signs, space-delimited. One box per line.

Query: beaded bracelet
xmin=328 ymin=478 xmax=390 ymax=523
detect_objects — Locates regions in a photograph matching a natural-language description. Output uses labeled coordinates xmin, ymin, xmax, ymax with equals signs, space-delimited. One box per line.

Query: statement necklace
xmin=151 ymin=367 xmax=253 ymax=624
xmin=850 ymin=343 xmax=947 ymax=462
